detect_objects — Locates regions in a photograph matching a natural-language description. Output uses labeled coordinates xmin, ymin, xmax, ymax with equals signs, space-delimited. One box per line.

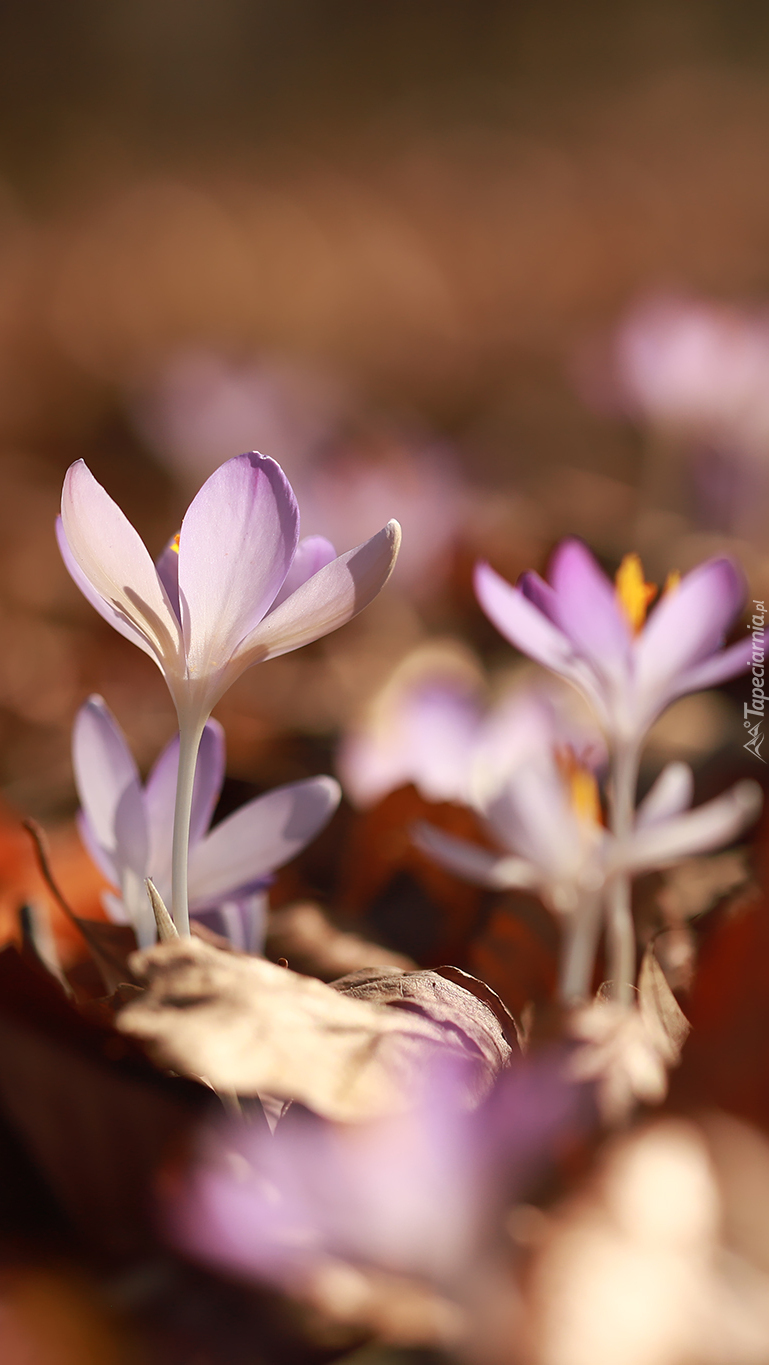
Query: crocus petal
xmin=413 ymin=822 xmax=538 ymax=890
xmin=616 ymin=780 xmax=762 ymax=874
xmin=156 ymin=535 xmax=181 ymax=621
xmin=227 ymin=521 xmax=401 ymax=674
xmin=636 ymin=762 xmax=694 ymax=828
xmin=548 ymin=539 xmax=631 ymax=681
xmin=519 ymin=571 xmax=561 ymax=623
xmin=474 ymin=563 xmax=576 ymax=675
xmin=636 ymin=557 xmax=746 ymax=702
xmin=188 ymin=776 xmax=341 ymax=906
xmin=144 ymin=719 xmax=226 ymax=899
xmin=57 ymin=518 xmax=158 ymax=662
xmin=486 ymin=764 xmax=586 ymax=883
xmin=177 ymin=454 xmax=299 ymax=680
xmin=674 ymin=634 xmax=754 ymax=698
xmin=77 ymin=810 xmax=118 ymax=886
xmin=269 ymin=535 xmax=337 ymax=612
xmin=192 ymin=892 xmax=268 ymax=954
xmin=72 ymin=695 xmax=148 ymax=874
xmin=60 ymin=461 xmax=183 ymax=670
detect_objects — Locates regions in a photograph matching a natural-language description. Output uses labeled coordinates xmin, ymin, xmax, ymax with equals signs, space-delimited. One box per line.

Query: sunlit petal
xmin=61 ymin=460 xmax=183 ymax=670
xmin=72 ymin=695 xmax=148 ymax=874
xmin=188 ymin=776 xmax=341 ymax=906
xmin=269 ymin=535 xmax=337 ymax=612
xmin=177 ymin=453 xmax=299 ymax=679
xmin=229 ymin=521 xmax=401 ymax=672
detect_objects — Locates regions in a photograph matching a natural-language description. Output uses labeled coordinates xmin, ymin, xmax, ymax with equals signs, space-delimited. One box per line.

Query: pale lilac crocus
xmin=416 ymin=736 xmax=760 ymax=1002
xmin=58 ymin=453 xmax=400 ymax=933
xmin=475 ymin=540 xmax=753 ymax=998
xmin=73 ymin=694 xmax=341 ymax=950
xmin=338 ymin=644 xmax=605 ymax=810
xmin=164 ymin=1057 xmax=583 ymax=1306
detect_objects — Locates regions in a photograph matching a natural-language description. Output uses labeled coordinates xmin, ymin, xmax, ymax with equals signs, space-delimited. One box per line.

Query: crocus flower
xmin=474 ymin=541 xmax=753 ymax=750
xmin=338 ymin=644 xmax=605 ymax=810
xmin=58 ymin=452 xmax=399 ymax=932
xmin=416 ymin=730 xmax=760 ymax=1001
xmin=164 ymin=1056 xmax=583 ymax=1307
xmin=73 ymin=694 xmax=341 ymax=949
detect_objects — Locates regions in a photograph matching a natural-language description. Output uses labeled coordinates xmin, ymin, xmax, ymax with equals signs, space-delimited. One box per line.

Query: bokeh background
xmin=2 ymin=0 xmax=769 ymax=959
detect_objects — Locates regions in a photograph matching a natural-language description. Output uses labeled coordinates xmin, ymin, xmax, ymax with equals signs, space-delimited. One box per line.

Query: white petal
xmin=413 ymin=821 xmax=539 ymax=890
xmin=60 ymin=461 xmax=183 ymax=670
xmin=636 ymin=763 xmax=694 ymax=828
xmin=617 ymin=781 xmax=762 ymax=874
xmin=228 ymin=521 xmax=401 ymax=673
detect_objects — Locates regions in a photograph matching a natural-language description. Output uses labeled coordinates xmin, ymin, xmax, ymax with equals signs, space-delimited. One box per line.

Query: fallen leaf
xmin=569 ymin=950 xmax=690 ymax=1124
xmin=118 ymin=938 xmax=514 ymax=1121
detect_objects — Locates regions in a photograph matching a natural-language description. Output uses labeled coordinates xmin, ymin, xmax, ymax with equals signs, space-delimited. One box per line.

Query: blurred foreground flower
xmin=73 ymin=694 xmax=340 ymax=949
xmin=528 ymin=1117 xmax=769 ymax=1365
xmin=161 ymin=1053 xmax=584 ymax=1344
xmin=58 ymin=452 xmax=399 ymax=933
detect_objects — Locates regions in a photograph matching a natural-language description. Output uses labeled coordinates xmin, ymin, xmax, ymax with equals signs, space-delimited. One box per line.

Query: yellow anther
xmin=615 ymin=553 xmax=657 ymax=633
xmin=663 ymin=569 xmax=681 ymax=596
xmin=170 ymin=533 xmax=180 ymax=555
xmin=558 ymin=749 xmax=603 ymax=828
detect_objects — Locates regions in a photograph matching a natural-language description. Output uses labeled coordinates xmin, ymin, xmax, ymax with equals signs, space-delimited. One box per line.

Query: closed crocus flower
xmin=73 ymin=695 xmax=341 ymax=949
xmin=58 ymin=452 xmax=400 ymax=933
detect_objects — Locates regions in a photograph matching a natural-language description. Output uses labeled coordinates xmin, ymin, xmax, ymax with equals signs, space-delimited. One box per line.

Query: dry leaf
xmin=638 ymin=943 xmax=691 ymax=1066
xmin=118 ymin=938 xmax=513 ymax=1121
xmin=569 ymin=948 xmax=690 ymax=1123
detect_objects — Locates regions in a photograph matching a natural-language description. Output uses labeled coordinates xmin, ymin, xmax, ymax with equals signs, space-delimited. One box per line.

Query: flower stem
xmin=560 ymin=893 xmax=602 ymax=1005
xmin=607 ymin=741 xmax=640 ymax=1005
xmin=171 ymin=717 xmax=205 ymax=937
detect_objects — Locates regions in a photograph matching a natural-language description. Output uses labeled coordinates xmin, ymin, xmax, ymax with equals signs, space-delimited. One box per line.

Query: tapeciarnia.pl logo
xmin=745 ymin=599 xmax=766 ymax=762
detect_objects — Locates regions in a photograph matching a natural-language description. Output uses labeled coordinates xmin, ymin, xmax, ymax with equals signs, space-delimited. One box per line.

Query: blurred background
xmin=2 ymin=0 xmax=769 ymax=955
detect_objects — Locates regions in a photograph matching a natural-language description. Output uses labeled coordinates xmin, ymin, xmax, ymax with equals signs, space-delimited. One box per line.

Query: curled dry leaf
xmin=265 ymin=901 xmax=415 ymax=981
xmin=568 ymin=946 xmax=690 ymax=1123
xmin=117 ymin=938 xmax=513 ymax=1121
xmin=332 ymin=965 xmax=519 ymax=1076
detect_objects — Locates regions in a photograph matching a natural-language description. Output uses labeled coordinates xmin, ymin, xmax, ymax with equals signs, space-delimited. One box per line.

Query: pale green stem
xmin=607 ymin=741 xmax=640 ymax=1004
xmin=559 ymin=893 xmax=602 ymax=1005
xmin=171 ymin=716 xmax=206 ymax=937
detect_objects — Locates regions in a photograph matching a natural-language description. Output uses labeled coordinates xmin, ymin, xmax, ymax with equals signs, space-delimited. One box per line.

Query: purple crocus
xmin=164 ymin=1056 xmax=584 ymax=1309
xmin=474 ymin=540 xmax=754 ymax=998
xmin=416 ymin=715 xmax=760 ymax=1001
xmin=58 ymin=453 xmax=400 ymax=932
xmin=474 ymin=540 xmax=752 ymax=749
xmin=73 ymin=694 xmax=341 ymax=949
xmin=338 ymin=644 xmax=605 ymax=810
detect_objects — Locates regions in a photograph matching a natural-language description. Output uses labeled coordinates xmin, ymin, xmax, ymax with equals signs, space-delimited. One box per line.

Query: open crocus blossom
xmin=416 ymin=749 xmax=760 ymax=1002
xmin=474 ymin=540 xmax=752 ymax=748
xmin=73 ymin=695 xmax=341 ymax=950
xmin=58 ymin=453 xmax=400 ymax=932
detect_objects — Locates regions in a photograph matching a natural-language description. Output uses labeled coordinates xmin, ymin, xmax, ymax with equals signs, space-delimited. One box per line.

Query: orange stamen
xmin=615 ymin=553 xmax=657 ymax=634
